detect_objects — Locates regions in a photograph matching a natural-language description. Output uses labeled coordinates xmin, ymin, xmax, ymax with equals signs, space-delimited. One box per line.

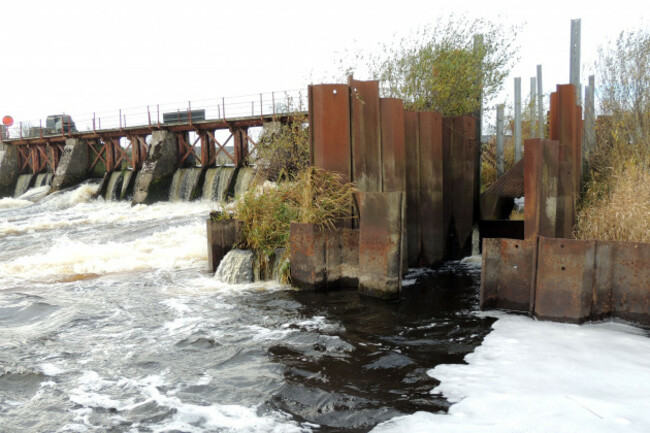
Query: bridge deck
xmin=1 ymin=112 xmax=306 ymax=146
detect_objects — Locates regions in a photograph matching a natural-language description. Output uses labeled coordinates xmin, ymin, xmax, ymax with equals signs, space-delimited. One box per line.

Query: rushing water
xmin=0 ymin=184 xmax=494 ymax=432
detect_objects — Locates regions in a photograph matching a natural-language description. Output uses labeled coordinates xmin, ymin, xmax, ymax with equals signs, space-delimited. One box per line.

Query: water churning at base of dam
xmin=0 ymin=184 xmax=492 ymax=432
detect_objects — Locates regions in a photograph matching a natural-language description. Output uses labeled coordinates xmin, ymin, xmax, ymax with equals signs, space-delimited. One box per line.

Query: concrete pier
xmin=51 ymin=138 xmax=90 ymax=192
xmin=0 ymin=145 xmax=20 ymax=197
xmin=132 ymin=131 xmax=178 ymax=205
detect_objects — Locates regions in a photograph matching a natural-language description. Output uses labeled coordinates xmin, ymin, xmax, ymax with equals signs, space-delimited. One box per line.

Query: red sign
xmin=2 ymin=115 xmax=13 ymax=127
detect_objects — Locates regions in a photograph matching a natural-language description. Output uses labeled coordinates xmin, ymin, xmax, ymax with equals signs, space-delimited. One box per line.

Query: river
xmin=0 ymin=183 xmax=494 ymax=432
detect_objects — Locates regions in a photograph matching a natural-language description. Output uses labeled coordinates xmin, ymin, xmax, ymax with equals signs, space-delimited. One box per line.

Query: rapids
xmin=0 ymin=184 xmax=493 ymax=432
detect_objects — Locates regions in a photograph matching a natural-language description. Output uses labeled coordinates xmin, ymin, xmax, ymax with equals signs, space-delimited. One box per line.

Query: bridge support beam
xmin=0 ymin=145 xmax=20 ymax=197
xmin=132 ymin=131 xmax=178 ymax=205
xmin=51 ymin=139 xmax=90 ymax=192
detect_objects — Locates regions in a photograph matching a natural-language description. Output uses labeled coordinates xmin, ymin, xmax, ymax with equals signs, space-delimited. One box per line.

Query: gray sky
xmin=1 ymin=0 xmax=647 ymax=129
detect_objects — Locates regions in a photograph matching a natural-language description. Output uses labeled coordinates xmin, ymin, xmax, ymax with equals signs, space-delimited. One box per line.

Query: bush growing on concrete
xmin=233 ymin=167 xmax=356 ymax=280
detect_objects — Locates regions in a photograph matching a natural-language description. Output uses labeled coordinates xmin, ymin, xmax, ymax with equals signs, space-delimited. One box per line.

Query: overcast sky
xmin=1 ymin=0 xmax=647 ymax=129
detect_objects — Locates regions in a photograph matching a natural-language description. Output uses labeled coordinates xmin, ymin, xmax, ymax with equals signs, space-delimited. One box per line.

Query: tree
xmin=357 ymin=17 xmax=519 ymax=117
xmin=596 ymin=28 xmax=650 ymax=169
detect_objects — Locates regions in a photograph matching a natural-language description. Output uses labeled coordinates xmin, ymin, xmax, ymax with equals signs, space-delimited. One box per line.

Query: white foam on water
xmin=18 ymin=185 xmax=51 ymax=202
xmin=0 ymin=195 xmax=216 ymax=238
xmin=40 ymin=362 xmax=65 ymax=376
xmin=0 ymin=197 xmax=33 ymax=209
xmin=1 ymin=221 xmax=209 ymax=282
xmin=285 ymin=315 xmax=345 ymax=334
xmin=146 ymin=390 xmax=308 ymax=433
xmin=371 ymin=314 xmax=650 ymax=433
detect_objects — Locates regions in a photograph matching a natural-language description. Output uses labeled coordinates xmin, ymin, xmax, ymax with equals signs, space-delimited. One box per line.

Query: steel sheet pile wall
xmin=416 ymin=111 xmax=444 ymax=266
xmin=443 ymin=117 xmax=477 ymax=259
xmin=206 ymin=215 xmax=242 ymax=273
xmin=289 ymin=81 xmax=478 ymax=299
xmin=481 ymin=236 xmax=650 ymax=327
xmin=483 ymin=83 xmax=650 ymax=326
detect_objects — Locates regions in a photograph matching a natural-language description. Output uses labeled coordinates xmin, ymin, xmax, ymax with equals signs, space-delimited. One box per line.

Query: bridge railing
xmin=2 ymin=89 xmax=308 ymax=140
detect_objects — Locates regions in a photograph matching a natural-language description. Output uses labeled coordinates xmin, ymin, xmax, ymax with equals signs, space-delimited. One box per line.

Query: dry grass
xmin=481 ymin=135 xmax=516 ymax=191
xmin=233 ymin=167 xmax=356 ymax=270
xmin=575 ymin=163 xmax=650 ymax=242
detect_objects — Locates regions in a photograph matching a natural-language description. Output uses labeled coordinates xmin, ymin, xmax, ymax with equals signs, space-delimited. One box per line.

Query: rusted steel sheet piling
xmin=349 ymin=78 xmax=382 ymax=193
xmin=534 ymin=237 xmax=596 ymax=323
xmin=404 ymin=111 xmax=421 ymax=266
xmin=308 ymin=84 xmax=352 ymax=181
xmin=290 ymin=223 xmax=327 ymax=290
xmin=206 ymin=215 xmax=242 ymax=273
xmin=358 ymin=192 xmax=404 ymax=300
xmin=325 ymin=228 xmax=360 ymax=289
xmin=380 ymin=98 xmax=407 ymax=273
xmin=610 ymin=241 xmax=650 ymax=326
xmin=480 ymin=238 xmax=537 ymax=312
xmin=523 ymin=139 xmax=560 ymax=240
xmin=481 ymin=236 xmax=650 ymax=327
xmin=443 ymin=116 xmax=477 ymax=259
xmin=418 ymin=111 xmax=444 ymax=266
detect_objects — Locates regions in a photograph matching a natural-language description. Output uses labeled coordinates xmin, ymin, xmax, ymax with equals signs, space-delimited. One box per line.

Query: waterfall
xmin=105 ymin=172 xmax=125 ymax=201
xmin=233 ymin=167 xmax=255 ymax=199
xmin=14 ymin=174 xmax=34 ymax=197
xmin=202 ymin=166 xmax=235 ymax=202
xmin=214 ymin=249 xmax=254 ymax=284
xmin=121 ymin=170 xmax=134 ymax=199
xmin=34 ymin=173 xmax=53 ymax=188
xmin=169 ymin=168 xmax=203 ymax=202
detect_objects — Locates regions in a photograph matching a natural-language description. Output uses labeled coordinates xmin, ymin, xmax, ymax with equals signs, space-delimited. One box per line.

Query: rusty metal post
xmin=524 ymin=139 xmax=560 ymax=240
xmin=556 ymin=84 xmax=578 ymax=238
xmin=358 ymin=191 xmax=404 ymax=300
xmin=349 ymin=78 xmax=382 ymax=192
xmin=232 ymin=128 xmax=248 ymax=166
xmin=200 ymin=132 xmax=211 ymax=168
xmin=418 ymin=111 xmax=444 ymax=266
xmin=106 ymin=139 xmax=115 ymax=172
